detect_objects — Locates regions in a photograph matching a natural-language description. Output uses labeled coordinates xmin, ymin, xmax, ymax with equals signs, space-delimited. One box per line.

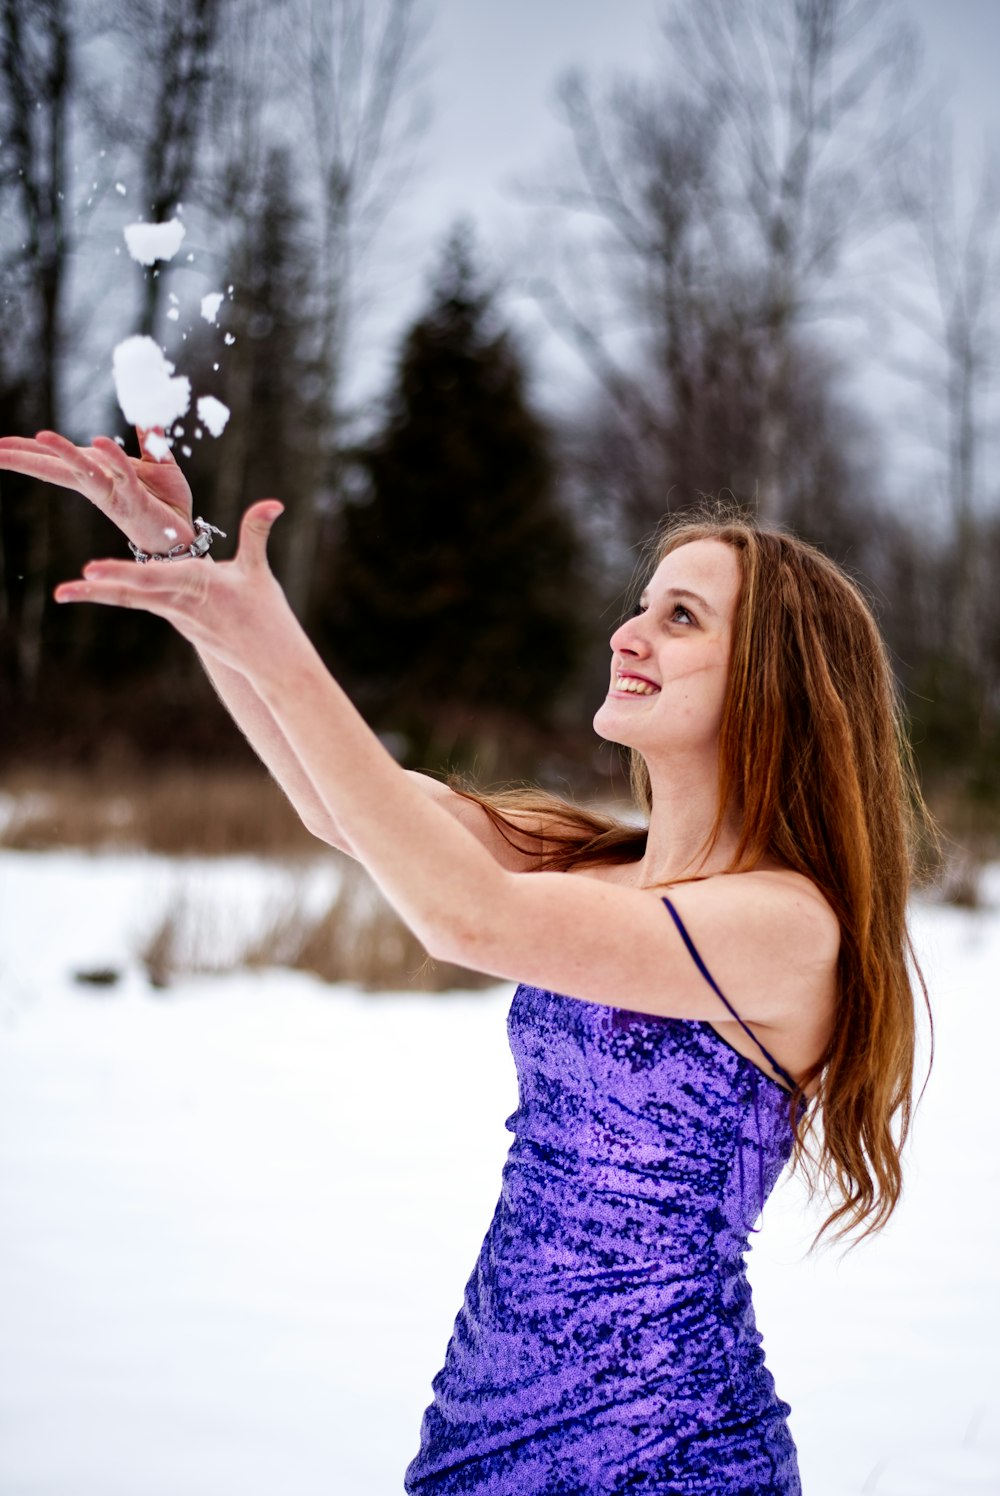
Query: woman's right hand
xmin=0 ymin=427 xmax=196 ymax=554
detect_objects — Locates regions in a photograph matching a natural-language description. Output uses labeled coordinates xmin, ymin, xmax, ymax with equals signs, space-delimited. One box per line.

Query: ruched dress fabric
xmin=404 ymin=896 xmax=809 ymax=1496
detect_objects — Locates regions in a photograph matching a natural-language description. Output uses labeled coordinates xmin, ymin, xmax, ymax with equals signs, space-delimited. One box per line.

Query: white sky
xmin=415 ymin=0 xmax=1000 ymax=228
xmin=354 ymin=0 xmax=1000 ymax=441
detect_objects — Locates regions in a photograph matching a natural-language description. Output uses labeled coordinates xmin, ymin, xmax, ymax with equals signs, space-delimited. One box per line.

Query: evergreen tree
xmin=322 ymin=225 xmax=586 ymax=774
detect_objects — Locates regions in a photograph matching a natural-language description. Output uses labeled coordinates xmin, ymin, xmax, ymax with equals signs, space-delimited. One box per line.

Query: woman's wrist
xmin=127 ymin=516 xmax=225 ymax=564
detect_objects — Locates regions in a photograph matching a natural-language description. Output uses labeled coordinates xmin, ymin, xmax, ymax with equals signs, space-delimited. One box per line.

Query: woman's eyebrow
xmin=639 ymin=587 xmax=717 ymax=617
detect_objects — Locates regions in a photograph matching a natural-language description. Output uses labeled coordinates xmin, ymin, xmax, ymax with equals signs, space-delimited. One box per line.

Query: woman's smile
xmin=609 ymin=671 xmax=661 ymax=697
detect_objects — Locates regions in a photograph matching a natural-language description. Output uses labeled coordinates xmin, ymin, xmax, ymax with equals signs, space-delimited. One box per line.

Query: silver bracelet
xmin=128 ymin=516 xmax=227 ymax=564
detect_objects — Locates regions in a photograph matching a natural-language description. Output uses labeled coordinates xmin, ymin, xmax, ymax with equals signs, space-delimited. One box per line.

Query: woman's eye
xmin=629 ymin=601 xmax=696 ymax=625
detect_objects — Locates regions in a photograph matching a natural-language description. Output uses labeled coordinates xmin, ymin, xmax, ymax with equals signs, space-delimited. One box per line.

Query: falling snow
xmin=123 ymin=219 xmax=186 ymax=266
xmin=112 ymin=336 xmax=190 ymax=433
xmin=143 ymin=432 xmax=172 ymax=461
xmin=196 ymin=396 xmax=231 ymax=438
xmin=200 ymin=292 xmax=225 ymax=325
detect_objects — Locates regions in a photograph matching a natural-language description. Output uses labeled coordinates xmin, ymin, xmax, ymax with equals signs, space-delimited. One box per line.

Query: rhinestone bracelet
xmin=128 ymin=517 xmax=227 ymax=564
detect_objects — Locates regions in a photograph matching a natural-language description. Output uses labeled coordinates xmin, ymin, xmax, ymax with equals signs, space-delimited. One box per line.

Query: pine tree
xmin=322 ymin=224 xmax=585 ymax=774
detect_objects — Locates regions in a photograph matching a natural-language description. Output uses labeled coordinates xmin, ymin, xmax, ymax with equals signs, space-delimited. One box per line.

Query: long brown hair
xmin=449 ymin=509 xmax=937 ymax=1252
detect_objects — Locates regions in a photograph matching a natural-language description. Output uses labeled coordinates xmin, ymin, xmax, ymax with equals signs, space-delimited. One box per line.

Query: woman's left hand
xmin=55 ymin=499 xmax=302 ymax=682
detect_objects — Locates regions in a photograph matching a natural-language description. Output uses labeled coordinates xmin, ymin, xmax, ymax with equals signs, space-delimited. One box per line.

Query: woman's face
xmin=593 ymin=538 xmax=742 ymax=763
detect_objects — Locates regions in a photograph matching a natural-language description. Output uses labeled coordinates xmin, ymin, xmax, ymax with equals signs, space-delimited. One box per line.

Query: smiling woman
xmin=0 ymin=427 xmax=936 ymax=1496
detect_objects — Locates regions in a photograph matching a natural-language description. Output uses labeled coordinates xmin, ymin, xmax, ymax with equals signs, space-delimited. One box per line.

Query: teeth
xmin=616 ymin=676 xmax=658 ymax=695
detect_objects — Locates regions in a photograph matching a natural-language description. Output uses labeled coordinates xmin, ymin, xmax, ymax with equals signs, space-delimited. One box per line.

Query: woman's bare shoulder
xmin=571 ymin=860 xmax=841 ymax=954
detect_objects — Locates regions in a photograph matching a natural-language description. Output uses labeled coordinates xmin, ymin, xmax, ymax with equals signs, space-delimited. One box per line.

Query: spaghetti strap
xmin=661 ymin=894 xmax=799 ymax=1095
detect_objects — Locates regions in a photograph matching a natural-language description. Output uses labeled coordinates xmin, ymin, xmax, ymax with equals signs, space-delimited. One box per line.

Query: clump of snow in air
xmin=143 ymin=432 xmax=172 ymax=461
xmin=200 ymin=292 xmax=224 ymax=325
xmin=166 ymin=307 xmax=179 ymax=322
xmin=196 ymin=395 xmax=230 ymax=438
xmin=115 ymin=182 xmax=127 ymax=196
xmin=123 ymin=218 xmax=186 ymax=266
xmin=224 ymin=333 xmax=236 ymax=346
xmin=112 ymin=336 xmax=190 ymax=436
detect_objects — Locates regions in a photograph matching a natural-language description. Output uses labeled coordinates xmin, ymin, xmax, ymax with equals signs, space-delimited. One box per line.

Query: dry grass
xmin=921 ymin=789 xmax=1000 ymax=909
xmin=0 ymin=764 xmax=319 ymax=857
xmin=138 ymin=889 xmax=243 ymax=989
xmin=2 ymin=764 xmax=496 ymax=990
xmin=242 ymin=860 xmax=497 ymax=991
xmin=136 ymin=859 xmax=495 ymax=993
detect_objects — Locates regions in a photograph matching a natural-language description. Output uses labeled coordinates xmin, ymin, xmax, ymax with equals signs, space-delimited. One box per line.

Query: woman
xmin=0 ymin=427 xmax=933 ymax=1495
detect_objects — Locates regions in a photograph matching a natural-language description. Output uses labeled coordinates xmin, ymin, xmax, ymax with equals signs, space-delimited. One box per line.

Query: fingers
xmin=55 ymin=556 xmax=203 ymax=610
xmin=55 ymin=567 xmax=142 ymax=608
xmin=92 ymin=435 xmax=140 ymax=483
xmin=36 ymin=430 xmax=96 ymax=461
xmin=237 ymin=500 xmax=284 ymax=571
xmin=1 ymin=432 xmax=114 ymax=496
xmin=36 ymin=430 xmax=114 ymax=495
xmin=0 ymin=438 xmax=77 ymax=488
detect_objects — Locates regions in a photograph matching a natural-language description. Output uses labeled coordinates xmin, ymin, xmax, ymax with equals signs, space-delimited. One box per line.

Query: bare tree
xmin=0 ymin=0 xmax=73 ymax=428
xmin=532 ymin=0 xmax=922 ymax=528
xmin=84 ymin=0 xmax=231 ymax=337
xmin=0 ymin=0 xmax=73 ymax=693
xmin=896 ymin=122 xmax=1000 ymax=671
xmin=667 ymin=0 xmax=921 ymax=519
xmin=276 ymin=0 xmax=429 ymax=617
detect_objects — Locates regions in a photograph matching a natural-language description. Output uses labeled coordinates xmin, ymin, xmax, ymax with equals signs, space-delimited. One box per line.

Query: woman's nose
xmin=609 ymin=614 xmax=649 ymax=657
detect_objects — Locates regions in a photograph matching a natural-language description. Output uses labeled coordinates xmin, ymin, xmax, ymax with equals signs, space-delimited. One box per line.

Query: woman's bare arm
xmin=68 ymin=512 xmax=833 ymax=1028
xmin=195 ymin=643 xmax=546 ymax=870
xmin=0 ymin=432 xmax=547 ymax=872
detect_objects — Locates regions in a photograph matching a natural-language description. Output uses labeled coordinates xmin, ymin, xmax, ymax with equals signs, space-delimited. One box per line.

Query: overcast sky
xmin=416 ymin=0 xmax=1000 ymax=239
xmin=352 ymin=0 xmax=1000 ymax=438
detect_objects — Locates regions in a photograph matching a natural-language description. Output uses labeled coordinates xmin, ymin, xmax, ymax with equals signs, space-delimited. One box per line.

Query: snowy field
xmin=0 ymin=849 xmax=997 ymax=1496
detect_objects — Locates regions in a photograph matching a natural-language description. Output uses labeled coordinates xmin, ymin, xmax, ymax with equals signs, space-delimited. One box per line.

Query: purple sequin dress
xmin=405 ymin=896 xmax=809 ymax=1495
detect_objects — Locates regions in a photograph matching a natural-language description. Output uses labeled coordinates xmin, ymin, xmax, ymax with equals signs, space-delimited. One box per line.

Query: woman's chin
xmin=593 ymin=701 xmax=639 ymax=748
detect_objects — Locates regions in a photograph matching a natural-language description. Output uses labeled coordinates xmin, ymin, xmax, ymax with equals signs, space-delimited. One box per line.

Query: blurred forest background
xmin=1 ymin=0 xmax=998 ymax=882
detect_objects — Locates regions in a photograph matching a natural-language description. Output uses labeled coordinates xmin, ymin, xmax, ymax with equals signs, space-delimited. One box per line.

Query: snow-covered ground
xmin=0 ymin=849 xmax=997 ymax=1496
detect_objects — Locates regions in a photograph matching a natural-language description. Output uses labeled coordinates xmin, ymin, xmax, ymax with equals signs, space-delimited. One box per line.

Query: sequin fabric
xmin=405 ymin=898 xmax=809 ymax=1495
